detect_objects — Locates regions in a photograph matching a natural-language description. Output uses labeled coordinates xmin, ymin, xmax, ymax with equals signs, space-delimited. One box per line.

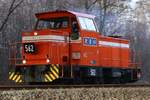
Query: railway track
xmin=0 ymin=84 xmax=150 ymax=90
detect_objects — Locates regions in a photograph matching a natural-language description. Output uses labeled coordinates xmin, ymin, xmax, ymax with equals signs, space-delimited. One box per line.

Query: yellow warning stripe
xmin=9 ymin=72 xmax=15 ymax=80
xmin=9 ymin=72 xmax=23 ymax=83
xmin=19 ymin=80 xmax=22 ymax=83
xmin=45 ymin=74 xmax=51 ymax=81
xmin=15 ymin=75 xmax=21 ymax=82
xmin=51 ymin=65 xmax=59 ymax=73
xmin=45 ymin=73 xmax=52 ymax=82
xmin=50 ymin=68 xmax=59 ymax=78
xmin=51 ymin=64 xmax=59 ymax=68
xmin=17 ymin=79 xmax=23 ymax=83
xmin=43 ymin=64 xmax=60 ymax=82
xmin=48 ymin=72 xmax=56 ymax=80
xmin=44 ymin=78 xmax=48 ymax=82
xmin=12 ymin=74 xmax=18 ymax=81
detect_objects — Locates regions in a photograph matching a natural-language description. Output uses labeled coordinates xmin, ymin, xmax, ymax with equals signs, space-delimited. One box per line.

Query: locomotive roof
xmin=35 ymin=10 xmax=95 ymax=19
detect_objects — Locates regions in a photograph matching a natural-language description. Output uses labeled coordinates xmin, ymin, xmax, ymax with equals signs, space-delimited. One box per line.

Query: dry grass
xmin=0 ymin=87 xmax=150 ymax=100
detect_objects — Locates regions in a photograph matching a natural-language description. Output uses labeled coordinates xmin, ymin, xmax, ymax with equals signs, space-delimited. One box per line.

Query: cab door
xmin=77 ymin=16 xmax=99 ymax=67
xmin=69 ymin=17 xmax=81 ymax=65
xmin=80 ymin=31 xmax=99 ymax=66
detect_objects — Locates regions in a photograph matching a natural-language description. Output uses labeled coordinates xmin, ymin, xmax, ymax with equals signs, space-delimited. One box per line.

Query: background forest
xmin=0 ymin=0 xmax=149 ymax=83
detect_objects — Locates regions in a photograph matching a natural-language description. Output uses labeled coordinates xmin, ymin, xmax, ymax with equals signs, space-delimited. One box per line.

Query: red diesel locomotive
xmin=9 ymin=10 xmax=141 ymax=84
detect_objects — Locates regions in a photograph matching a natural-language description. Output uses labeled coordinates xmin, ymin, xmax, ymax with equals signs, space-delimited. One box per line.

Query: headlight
xmin=34 ymin=32 xmax=38 ymax=36
xmin=46 ymin=59 xmax=50 ymax=63
xmin=22 ymin=60 xmax=26 ymax=64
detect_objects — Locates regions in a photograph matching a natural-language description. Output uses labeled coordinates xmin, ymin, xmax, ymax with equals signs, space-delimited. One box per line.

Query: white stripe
xmin=23 ymin=35 xmax=65 ymax=41
xmin=120 ymin=44 xmax=129 ymax=48
xmin=23 ymin=35 xmax=82 ymax=43
xmin=99 ymin=41 xmax=129 ymax=48
xmin=23 ymin=39 xmax=65 ymax=43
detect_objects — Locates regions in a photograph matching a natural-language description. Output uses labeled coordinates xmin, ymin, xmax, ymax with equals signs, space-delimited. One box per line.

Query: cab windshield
xmin=35 ymin=17 xmax=69 ymax=30
xmin=78 ymin=17 xmax=97 ymax=32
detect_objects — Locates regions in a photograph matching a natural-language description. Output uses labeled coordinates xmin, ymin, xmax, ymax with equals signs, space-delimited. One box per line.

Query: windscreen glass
xmin=36 ymin=17 xmax=69 ymax=30
xmin=78 ymin=17 xmax=97 ymax=32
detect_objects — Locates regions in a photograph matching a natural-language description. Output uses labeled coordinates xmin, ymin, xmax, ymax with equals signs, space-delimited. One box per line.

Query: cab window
xmin=35 ymin=17 xmax=69 ymax=30
xmin=78 ymin=17 xmax=97 ymax=32
xmin=71 ymin=18 xmax=79 ymax=40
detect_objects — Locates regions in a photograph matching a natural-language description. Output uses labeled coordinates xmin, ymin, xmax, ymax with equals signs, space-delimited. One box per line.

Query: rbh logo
xmin=84 ymin=37 xmax=97 ymax=46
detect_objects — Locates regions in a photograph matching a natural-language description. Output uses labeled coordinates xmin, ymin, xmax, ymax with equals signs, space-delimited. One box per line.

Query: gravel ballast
xmin=0 ymin=87 xmax=150 ymax=100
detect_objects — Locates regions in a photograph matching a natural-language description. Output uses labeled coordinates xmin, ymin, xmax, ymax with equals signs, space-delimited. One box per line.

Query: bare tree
xmin=0 ymin=0 xmax=24 ymax=83
xmin=0 ymin=0 xmax=24 ymax=32
xmin=96 ymin=0 xmax=128 ymax=35
xmin=0 ymin=0 xmax=24 ymax=45
xmin=121 ymin=0 xmax=150 ymax=82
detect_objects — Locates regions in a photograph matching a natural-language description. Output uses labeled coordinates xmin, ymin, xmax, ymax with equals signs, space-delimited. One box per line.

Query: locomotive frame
xmin=8 ymin=10 xmax=141 ymax=84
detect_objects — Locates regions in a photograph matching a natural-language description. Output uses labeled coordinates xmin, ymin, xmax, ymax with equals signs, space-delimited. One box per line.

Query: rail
xmin=0 ymin=84 xmax=150 ymax=90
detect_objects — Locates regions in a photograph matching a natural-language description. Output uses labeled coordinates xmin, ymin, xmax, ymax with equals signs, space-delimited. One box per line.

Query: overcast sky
xmin=130 ymin=0 xmax=140 ymax=8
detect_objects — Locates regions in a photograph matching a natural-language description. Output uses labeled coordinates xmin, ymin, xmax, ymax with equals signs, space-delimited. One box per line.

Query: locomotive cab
xmin=21 ymin=11 xmax=99 ymax=66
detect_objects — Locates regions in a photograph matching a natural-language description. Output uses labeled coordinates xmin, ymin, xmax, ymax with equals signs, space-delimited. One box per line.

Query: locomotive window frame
xmin=71 ymin=17 xmax=80 ymax=40
xmin=35 ymin=17 xmax=69 ymax=30
xmin=77 ymin=16 xmax=98 ymax=32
